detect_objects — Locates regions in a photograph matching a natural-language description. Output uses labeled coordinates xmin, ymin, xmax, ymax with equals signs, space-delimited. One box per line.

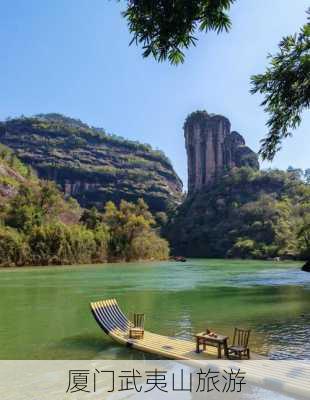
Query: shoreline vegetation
xmin=0 ymin=147 xmax=169 ymax=267
xmin=0 ymin=189 xmax=169 ymax=267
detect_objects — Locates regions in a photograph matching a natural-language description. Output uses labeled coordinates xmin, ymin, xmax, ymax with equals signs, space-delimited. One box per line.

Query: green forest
xmin=0 ymin=145 xmax=169 ymax=267
xmin=166 ymin=167 xmax=310 ymax=260
xmin=0 ymin=190 xmax=169 ymax=267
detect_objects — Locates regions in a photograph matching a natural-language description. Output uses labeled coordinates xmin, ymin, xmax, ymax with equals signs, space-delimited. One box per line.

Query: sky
xmin=1 ymin=0 xmax=309 ymax=187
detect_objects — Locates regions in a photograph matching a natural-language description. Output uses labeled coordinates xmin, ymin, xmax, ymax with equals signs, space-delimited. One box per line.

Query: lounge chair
xmin=129 ymin=313 xmax=145 ymax=339
xmin=227 ymin=328 xmax=251 ymax=359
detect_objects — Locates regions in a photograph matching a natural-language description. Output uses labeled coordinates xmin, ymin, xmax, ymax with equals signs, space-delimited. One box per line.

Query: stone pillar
xmin=184 ymin=111 xmax=258 ymax=195
xmin=184 ymin=112 xmax=230 ymax=192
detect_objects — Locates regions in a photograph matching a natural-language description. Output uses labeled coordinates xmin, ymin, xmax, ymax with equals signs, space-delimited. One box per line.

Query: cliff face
xmin=0 ymin=114 xmax=183 ymax=213
xmin=184 ymin=111 xmax=259 ymax=194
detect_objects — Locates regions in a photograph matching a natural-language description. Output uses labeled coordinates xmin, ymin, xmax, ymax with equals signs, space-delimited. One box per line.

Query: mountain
xmin=0 ymin=114 xmax=183 ymax=213
xmin=165 ymin=167 xmax=310 ymax=259
xmin=164 ymin=110 xmax=309 ymax=260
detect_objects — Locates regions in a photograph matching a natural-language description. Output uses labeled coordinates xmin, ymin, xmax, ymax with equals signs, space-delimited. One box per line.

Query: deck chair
xmin=227 ymin=328 xmax=251 ymax=359
xmin=129 ymin=313 xmax=145 ymax=339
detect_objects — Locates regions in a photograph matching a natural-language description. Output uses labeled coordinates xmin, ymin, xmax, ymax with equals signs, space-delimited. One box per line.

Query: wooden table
xmin=195 ymin=332 xmax=229 ymax=359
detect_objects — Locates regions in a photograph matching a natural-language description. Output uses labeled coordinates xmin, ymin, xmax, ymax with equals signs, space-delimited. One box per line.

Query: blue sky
xmin=1 ymin=0 xmax=309 ymax=187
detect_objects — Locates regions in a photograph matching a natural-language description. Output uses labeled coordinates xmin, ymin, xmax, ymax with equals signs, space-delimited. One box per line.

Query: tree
xmin=0 ymin=227 xmax=29 ymax=267
xmin=130 ymin=230 xmax=169 ymax=260
xmin=28 ymin=223 xmax=97 ymax=265
xmin=103 ymin=198 xmax=169 ymax=260
xmin=304 ymin=168 xmax=310 ymax=184
xmin=298 ymin=218 xmax=310 ymax=260
xmin=5 ymin=185 xmax=43 ymax=232
xmin=251 ymin=9 xmax=310 ymax=160
xmin=287 ymin=166 xmax=304 ymax=181
xmin=155 ymin=211 xmax=168 ymax=227
xmin=4 ymin=182 xmax=65 ymax=232
xmin=80 ymin=207 xmax=104 ymax=229
xmin=121 ymin=0 xmax=234 ymax=64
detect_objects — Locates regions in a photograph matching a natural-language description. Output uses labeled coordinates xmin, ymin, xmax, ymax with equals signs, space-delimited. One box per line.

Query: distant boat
xmin=172 ymin=256 xmax=187 ymax=262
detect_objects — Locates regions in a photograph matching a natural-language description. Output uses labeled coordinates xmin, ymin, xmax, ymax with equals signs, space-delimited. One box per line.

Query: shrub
xmin=0 ymin=227 xmax=29 ymax=267
xmin=93 ymin=224 xmax=110 ymax=262
xmin=129 ymin=231 xmax=169 ymax=261
xmin=28 ymin=223 xmax=96 ymax=265
xmin=228 ymin=239 xmax=256 ymax=259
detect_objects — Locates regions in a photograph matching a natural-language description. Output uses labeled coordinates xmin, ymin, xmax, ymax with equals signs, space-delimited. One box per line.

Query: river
xmin=0 ymin=259 xmax=309 ymax=359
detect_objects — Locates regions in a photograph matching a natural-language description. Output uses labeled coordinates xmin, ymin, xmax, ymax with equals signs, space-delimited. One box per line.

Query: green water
xmin=0 ymin=259 xmax=309 ymax=360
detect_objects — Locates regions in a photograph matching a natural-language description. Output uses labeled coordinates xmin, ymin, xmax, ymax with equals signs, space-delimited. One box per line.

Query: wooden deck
xmin=90 ymin=298 xmax=310 ymax=399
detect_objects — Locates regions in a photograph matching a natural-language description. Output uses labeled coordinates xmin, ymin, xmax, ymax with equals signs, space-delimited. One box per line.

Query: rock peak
xmin=184 ymin=111 xmax=259 ymax=193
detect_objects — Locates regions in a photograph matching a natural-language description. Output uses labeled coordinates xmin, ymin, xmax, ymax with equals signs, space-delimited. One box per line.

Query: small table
xmin=195 ymin=332 xmax=229 ymax=359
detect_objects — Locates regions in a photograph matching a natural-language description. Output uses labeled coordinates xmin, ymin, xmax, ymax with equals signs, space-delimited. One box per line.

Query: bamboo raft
xmin=90 ymin=299 xmax=310 ymax=399
xmin=90 ymin=298 xmax=265 ymax=361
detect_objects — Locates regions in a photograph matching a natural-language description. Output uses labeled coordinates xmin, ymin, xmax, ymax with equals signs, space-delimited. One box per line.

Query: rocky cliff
xmin=0 ymin=114 xmax=183 ymax=213
xmin=184 ymin=111 xmax=259 ymax=193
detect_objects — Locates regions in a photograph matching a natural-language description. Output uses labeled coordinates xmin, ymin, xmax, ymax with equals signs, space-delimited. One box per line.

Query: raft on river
xmin=90 ymin=299 xmax=310 ymax=399
xmin=90 ymin=298 xmax=263 ymax=361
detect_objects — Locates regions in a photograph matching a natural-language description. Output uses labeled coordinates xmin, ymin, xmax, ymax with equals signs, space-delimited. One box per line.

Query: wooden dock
xmin=90 ymin=298 xmax=310 ymax=399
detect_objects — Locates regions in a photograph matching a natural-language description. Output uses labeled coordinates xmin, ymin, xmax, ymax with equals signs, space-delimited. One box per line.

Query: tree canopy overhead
xmin=120 ymin=3 xmax=309 ymax=161
xmin=121 ymin=0 xmax=234 ymax=64
xmin=251 ymin=9 xmax=310 ymax=161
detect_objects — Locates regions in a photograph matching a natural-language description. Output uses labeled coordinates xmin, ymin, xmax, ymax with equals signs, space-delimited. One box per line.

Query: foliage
xmin=4 ymin=182 xmax=67 ymax=233
xmin=122 ymin=0 xmax=234 ymax=64
xmin=0 ymin=143 xmax=34 ymax=179
xmin=0 ymin=227 xmax=29 ymax=267
xmin=297 ymin=217 xmax=310 ymax=260
xmin=251 ymin=9 xmax=310 ymax=160
xmin=80 ymin=207 xmax=104 ymax=229
xmin=1 ymin=114 xmax=172 ymax=164
xmin=227 ymin=195 xmax=297 ymax=259
xmin=0 ymin=114 xmax=183 ymax=213
xmin=130 ymin=231 xmax=169 ymax=261
xmin=92 ymin=224 xmax=110 ymax=262
xmin=305 ymin=168 xmax=310 ymax=184
xmin=0 ymin=158 xmax=169 ymax=266
xmin=154 ymin=211 xmax=168 ymax=227
xmin=102 ymin=198 xmax=168 ymax=261
xmin=28 ymin=223 xmax=97 ymax=265
xmin=229 ymin=239 xmax=256 ymax=259
xmin=166 ymin=167 xmax=310 ymax=259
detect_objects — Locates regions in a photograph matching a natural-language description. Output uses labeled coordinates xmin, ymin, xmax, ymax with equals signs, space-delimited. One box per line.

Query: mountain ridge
xmin=0 ymin=114 xmax=183 ymax=214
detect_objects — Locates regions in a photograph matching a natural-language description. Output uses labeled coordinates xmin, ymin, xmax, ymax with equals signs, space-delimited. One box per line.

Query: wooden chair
xmin=227 ymin=328 xmax=251 ymax=359
xmin=129 ymin=313 xmax=145 ymax=339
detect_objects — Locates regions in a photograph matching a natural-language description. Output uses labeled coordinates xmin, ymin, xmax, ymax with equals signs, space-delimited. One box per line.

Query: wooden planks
xmin=90 ymin=299 xmax=264 ymax=361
